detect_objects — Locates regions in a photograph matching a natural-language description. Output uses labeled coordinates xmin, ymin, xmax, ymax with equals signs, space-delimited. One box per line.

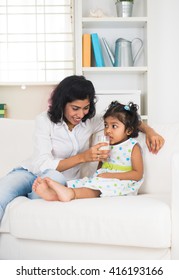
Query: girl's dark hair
xmin=103 ymin=101 xmax=141 ymax=138
xmin=48 ymin=75 xmax=96 ymax=123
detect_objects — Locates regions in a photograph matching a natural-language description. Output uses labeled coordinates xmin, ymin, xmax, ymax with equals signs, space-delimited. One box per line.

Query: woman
xmin=0 ymin=75 xmax=164 ymax=221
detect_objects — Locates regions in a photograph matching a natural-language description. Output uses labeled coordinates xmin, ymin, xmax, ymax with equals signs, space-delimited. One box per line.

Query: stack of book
xmin=82 ymin=33 xmax=105 ymax=67
xmin=0 ymin=104 xmax=7 ymax=118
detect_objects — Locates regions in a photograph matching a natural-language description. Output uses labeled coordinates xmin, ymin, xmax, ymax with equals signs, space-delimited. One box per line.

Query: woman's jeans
xmin=0 ymin=167 xmax=66 ymax=221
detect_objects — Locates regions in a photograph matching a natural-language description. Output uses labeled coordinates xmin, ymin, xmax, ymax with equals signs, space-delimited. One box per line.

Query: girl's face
xmin=64 ymin=99 xmax=90 ymax=127
xmin=104 ymin=116 xmax=130 ymax=145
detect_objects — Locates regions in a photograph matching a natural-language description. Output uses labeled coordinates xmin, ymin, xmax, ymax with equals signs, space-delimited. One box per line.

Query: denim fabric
xmin=0 ymin=167 xmax=67 ymax=221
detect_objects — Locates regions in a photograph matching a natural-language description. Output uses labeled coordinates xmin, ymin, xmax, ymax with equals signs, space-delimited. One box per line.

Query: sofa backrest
xmin=138 ymin=123 xmax=179 ymax=194
xmin=0 ymin=118 xmax=35 ymax=177
xmin=0 ymin=118 xmax=179 ymax=194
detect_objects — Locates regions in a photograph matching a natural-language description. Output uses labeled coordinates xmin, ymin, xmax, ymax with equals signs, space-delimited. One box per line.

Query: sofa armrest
xmin=171 ymin=151 xmax=179 ymax=259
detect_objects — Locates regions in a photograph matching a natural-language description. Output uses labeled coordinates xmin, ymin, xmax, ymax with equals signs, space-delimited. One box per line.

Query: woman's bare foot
xmin=45 ymin=178 xmax=75 ymax=202
xmin=32 ymin=177 xmax=59 ymax=201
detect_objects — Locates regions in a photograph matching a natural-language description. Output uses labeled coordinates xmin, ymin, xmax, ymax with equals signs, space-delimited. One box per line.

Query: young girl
xmin=33 ymin=101 xmax=144 ymax=201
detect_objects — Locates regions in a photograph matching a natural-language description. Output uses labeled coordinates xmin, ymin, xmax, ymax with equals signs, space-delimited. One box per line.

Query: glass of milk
xmin=97 ymin=135 xmax=110 ymax=150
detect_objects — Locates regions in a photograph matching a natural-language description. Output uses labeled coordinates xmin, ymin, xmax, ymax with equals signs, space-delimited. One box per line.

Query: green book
xmin=0 ymin=114 xmax=5 ymax=118
xmin=0 ymin=109 xmax=5 ymax=114
xmin=0 ymin=104 xmax=6 ymax=109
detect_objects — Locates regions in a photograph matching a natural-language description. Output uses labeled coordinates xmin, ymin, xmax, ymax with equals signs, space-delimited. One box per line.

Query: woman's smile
xmin=64 ymin=99 xmax=90 ymax=128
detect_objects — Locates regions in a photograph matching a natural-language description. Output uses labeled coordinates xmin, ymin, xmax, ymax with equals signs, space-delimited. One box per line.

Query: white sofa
xmin=0 ymin=118 xmax=179 ymax=260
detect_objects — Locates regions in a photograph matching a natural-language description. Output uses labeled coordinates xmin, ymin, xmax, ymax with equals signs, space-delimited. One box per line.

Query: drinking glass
xmin=97 ymin=135 xmax=110 ymax=150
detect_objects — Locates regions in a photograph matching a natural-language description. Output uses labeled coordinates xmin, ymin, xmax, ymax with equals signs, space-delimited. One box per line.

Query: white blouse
xmin=22 ymin=111 xmax=103 ymax=180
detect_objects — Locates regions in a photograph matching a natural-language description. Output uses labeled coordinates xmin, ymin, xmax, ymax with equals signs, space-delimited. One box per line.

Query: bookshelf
xmin=74 ymin=0 xmax=148 ymax=120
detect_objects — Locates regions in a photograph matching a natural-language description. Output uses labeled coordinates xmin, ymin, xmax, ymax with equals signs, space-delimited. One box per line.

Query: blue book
xmin=91 ymin=33 xmax=105 ymax=67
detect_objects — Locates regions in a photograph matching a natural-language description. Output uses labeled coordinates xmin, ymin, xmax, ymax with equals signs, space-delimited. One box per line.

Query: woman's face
xmin=64 ymin=99 xmax=90 ymax=127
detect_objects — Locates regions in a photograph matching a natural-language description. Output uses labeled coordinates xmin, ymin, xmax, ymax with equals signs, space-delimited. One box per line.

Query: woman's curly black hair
xmin=103 ymin=101 xmax=141 ymax=138
xmin=48 ymin=75 xmax=96 ymax=123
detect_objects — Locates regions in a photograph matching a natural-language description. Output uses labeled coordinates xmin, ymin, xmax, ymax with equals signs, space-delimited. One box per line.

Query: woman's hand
xmin=146 ymin=130 xmax=165 ymax=154
xmin=56 ymin=143 xmax=109 ymax=172
xmin=81 ymin=143 xmax=110 ymax=162
xmin=139 ymin=122 xmax=165 ymax=154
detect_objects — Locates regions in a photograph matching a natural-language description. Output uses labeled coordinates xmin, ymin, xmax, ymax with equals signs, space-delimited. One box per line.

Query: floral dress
xmin=67 ymin=138 xmax=144 ymax=197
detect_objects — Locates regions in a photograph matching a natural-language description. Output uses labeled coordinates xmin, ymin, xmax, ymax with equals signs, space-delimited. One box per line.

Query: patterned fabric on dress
xmin=67 ymin=138 xmax=144 ymax=197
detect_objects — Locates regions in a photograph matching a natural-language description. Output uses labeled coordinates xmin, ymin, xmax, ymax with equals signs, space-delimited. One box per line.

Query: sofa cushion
xmin=1 ymin=194 xmax=171 ymax=249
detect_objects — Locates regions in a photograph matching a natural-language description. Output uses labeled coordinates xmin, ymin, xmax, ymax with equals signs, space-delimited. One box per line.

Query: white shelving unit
xmin=74 ymin=0 xmax=148 ymax=119
xmin=82 ymin=67 xmax=147 ymax=73
xmin=82 ymin=17 xmax=147 ymax=28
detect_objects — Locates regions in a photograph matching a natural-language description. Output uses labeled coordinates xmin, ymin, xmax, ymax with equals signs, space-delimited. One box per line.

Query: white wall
xmin=0 ymin=85 xmax=54 ymax=119
xmin=148 ymin=0 xmax=179 ymax=124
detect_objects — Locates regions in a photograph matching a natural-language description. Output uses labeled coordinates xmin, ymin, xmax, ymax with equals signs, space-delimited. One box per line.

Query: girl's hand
xmin=97 ymin=172 xmax=110 ymax=178
xmin=81 ymin=143 xmax=110 ymax=162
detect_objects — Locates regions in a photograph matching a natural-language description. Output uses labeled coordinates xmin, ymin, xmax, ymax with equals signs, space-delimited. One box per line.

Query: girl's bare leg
xmin=32 ymin=177 xmax=59 ymax=201
xmin=73 ymin=188 xmax=101 ymax=199
xmin=45 ymin=177 xmax=101 ymax=202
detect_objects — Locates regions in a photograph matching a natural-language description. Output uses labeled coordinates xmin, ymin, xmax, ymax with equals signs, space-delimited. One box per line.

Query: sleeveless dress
xmin=67 ymin=138 xmax=144 ymax=197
